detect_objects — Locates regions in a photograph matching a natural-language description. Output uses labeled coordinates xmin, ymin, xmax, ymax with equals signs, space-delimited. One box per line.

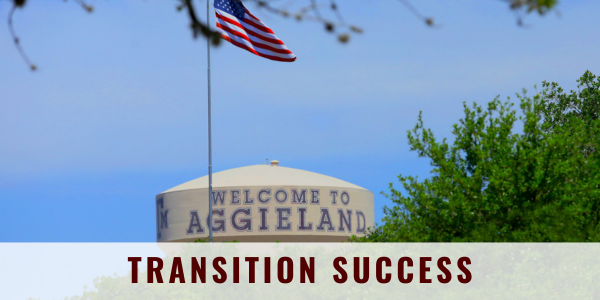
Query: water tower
xmin=156 ymin=161 xmax=374 ymax=242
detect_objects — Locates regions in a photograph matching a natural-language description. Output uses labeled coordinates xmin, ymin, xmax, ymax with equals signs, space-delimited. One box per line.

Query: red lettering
xmin=457 ymin=257 xmax=472 ymax=283
xmin=246 ymin=257 xmax=259 ymax=283
xmin=354 ymin=257 xmax=369 ymax=284
xmin=128 ymin=257 xmax=142 ymax=283
xmin=147 ymin=257 xmax=164 ymax=283
xmin=191 ymin=257 xmax=206 ymax=283
xmin=278 ymin=257 xmax=293 ymax=283
xmin=300 ymin=257 xmax=315 ymax=283
xmin=169 ymin=257 xmax=185 ymax=283
xmin=437 ymin=257 xmax=452 ymax=284
xmin=233 ymin=257 xmax=240 ymax=283
xmin=419 ymin=257 xmax=432 ymax=283
xmin=213 ymin=257 xmax=227 ymax=283
xmin=398 ymin=257 xmax=413 ymax=283
xmin=333 ymin=257 xmax=348 ymax=283
xmin=264 ymin=257 xmax=271 ymax=283
xmin=376 ymin=257 xmax=391 ymax=283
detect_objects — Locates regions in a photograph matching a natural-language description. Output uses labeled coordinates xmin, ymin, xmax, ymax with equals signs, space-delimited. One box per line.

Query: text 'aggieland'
xmin=157 ymin=189 xmax=369 ymax=236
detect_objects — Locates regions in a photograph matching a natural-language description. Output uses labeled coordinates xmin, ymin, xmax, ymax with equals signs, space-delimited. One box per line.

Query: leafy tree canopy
xmin=355 ymin=71 xmax=600 ymax=242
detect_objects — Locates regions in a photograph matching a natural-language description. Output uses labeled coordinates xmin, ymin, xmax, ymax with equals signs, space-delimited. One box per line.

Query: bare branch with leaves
xmin=4 ymin=0 xmax=559 ymax=71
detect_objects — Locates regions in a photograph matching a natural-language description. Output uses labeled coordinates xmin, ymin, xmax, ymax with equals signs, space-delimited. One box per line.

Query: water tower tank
xmin=155 ymin=161 xmax=374 ymax=242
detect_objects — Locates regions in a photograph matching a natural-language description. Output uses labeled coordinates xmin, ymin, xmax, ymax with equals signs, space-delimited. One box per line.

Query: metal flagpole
xmin=207 ymin=0 xmax=213 ymax=243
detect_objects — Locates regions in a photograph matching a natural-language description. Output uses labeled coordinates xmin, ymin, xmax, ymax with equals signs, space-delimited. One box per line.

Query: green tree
xmin=358 ymin=71 xmax=600 ymax=242
xmin=540 ymin=70 xmax=599 ymax=156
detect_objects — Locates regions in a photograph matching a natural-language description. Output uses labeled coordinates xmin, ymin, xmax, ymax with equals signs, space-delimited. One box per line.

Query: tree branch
xmin=397 ymin=0 xmax=435 ymax=26
xmin=7 ymin=4 xmax=35 ymax=70
xmin=5 ymin=0 xmax=560 ymax=71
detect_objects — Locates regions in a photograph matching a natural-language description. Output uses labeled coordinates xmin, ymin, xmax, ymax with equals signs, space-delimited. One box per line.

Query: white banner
xmin=2 ymin=243 xmax=599 ymax=299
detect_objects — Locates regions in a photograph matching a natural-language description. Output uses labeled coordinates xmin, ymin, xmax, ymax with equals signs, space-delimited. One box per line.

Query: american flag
xmin=214 ymin=0 xmax=296 ymax=62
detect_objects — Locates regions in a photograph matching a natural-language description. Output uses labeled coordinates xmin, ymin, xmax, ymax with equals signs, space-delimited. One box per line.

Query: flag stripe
xmin=215 ymin=10 xmax=284 ymax=45
xmin=215 ymin=13 xmax=284 ymax=46
xmin=242 ymin=15 xmax=275 ymax=35
xmin=215 ymin=27 xmax=295 ymax=59
xmin=218 ymin=34 xmax=296 ymax=62
xmin=217 ymin=23 xmax=292 ymax=54
xmin=216 ymin=21 xmax=291 ymax=53
xmin=242 ymin=8 xmax=270 ymax=31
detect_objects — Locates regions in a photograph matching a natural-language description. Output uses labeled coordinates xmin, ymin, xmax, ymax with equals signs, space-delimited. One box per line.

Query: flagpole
xmin=207 ymin=0 xmax=213 ymax=243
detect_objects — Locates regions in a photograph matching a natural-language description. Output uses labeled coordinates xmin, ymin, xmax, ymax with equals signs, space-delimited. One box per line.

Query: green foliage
xmin=508 ymin=0 xmax=559 ymax=15
xmin=540 ymin=70 xmax=599 ymax=156
xmin=193 ymin=238 xmax=239 ymax=243
xmin=361 ymin=71 xmax=600 ymax=242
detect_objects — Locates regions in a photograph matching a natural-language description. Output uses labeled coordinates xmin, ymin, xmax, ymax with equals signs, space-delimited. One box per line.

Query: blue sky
xmin=1 ymin=0 xmax=599 ymax=241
